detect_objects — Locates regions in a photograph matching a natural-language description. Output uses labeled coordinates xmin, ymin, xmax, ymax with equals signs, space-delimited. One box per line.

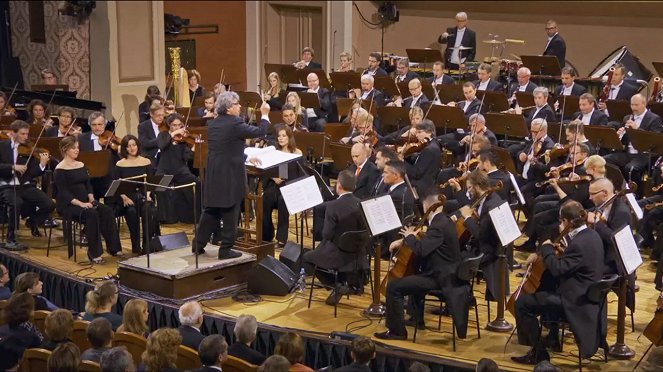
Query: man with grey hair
xmin=523 ymin=87 xmax=555 ymax=126
xmin=508 ymin=67 xmax=538 ymax=106
xmin=438 ymin=11 xmax=476 ymax=70
xmin=178 ymin=300 xmax=205 ymax=350
xmin=228 ymin=314 xmax=266 ymax=365
xmin=193 ymin=92 xmax=270 ymax=259
xmin=350 ymin=74 xmax=385 ymax=107
xmin=394 ymin=58 xmax=419 ymax=83
xmin=78 ymin=111 xmax=117 ymax=202
xmin=99 ymin=347 xmax=135 ymax=372
xmin=197 ymin=335 xmax=229 ymax=370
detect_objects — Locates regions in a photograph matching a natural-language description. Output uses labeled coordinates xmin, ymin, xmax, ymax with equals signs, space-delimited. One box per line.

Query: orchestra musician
xmin=339 ymin=107 xmax=380 ymax=146
xmin=261 ymin=125 xmax=302 ymax=247
xmin=284 ymin=92 xmax=308 ymax=128
xmin=40 ymin=68 xmax=58 ymax=85
xmin=374 ymin=187 xmax=465 ymax=340
xmin=597 ymin=63 xmax=639 ymax=112
xmin=438 ymin=11 xmax=476 ymax=70
xmin=477 ymin=149 xmax=512 ymax=203
xmin=436 ymin=134 xmax=491 ymax=197
xmin=188 ymin=69 xmax=206 ymax=101
xmin=508 ymin=67 xmax=538 ymax=107
xmin=164 ymin=100 xmax=176 ymax=116
xmin=45 ymin=107 xmax=82 ymax=138
xmin=446 ymin=82 xmax=485 ymax=118
xmin=27 ymin=99 xmax=54 ymax=128
xmin=0 ymin=92 xmax=16 ymax=116
xmin=54 ymin=136 xmax=123 ymax=264
xmin=370 ymin=146 xmax=400 ymax=197
xmin=349 ymin=143 xmax=381 ymax=199
xmin=382 ymin=106 xmax=423 ymax=146
xmin=403 ymin=120 xmax=441 ymax=196
xmin=522 ymin=87 xmax=556 ymax=126
xmin=394 ymin=58 xmax=419 ymax=83
xmin=304 ymin=72 xmax=333 ymax=132
xmin=138 ymin=85 xmax=161 ymax=123
xmin=572 ymin=93 xmax=609 ymax=126
xmin=641 ymin=162 xmax=663 ymax=289
xmin=337 ymin=52 xmax=354 ymax=72
xmin=473 ymin=64 xmax=503 ymax=93
xmin=512 ymin=200 xmax=604 ymax=365
xmin=387 ymin=79 xmax=429 ymax=108
xmin=277 ymin=103 xmax=308 ymax=135
xmin=428 ymin=61 xmax=455 ymax=87
xmin=349 ymin=75 xmax=385 ymax=113
xmin=294 ymin=46 xmax=322 ymax=70
xmin=78 ymin=112 xmax=117 ymax=201
xmin=193 ymin=92 xmax=271 ymax=260
xmin=361 ymin=52 xmax=388 ymax=77
xmin=542 ymin=20 xmax=566 ymax=68
xmin=0 ymin=120 xmax=54 ymax=244
xmin=114 ymin=135 xmax=160 ymax=254
xmin=138 ymin=102 xmax=166 ymax=165
xmin=555 ymin=67 xmax=586 ymax=98
xmin=511 ymin=118 xmax=555 ymax=181
xmin=197 ymin=92 xmax=217 ymax=119
xmin=440 ymin=113 xmax=497 ymax=163
xmin=264 ymin=72 xmax=286 ymax=111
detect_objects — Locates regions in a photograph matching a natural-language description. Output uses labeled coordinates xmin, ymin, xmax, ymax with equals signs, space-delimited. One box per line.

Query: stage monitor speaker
xmin=150 ymin=232 xmax=189 ymax=252
xmin=279 ymin=241 xmax=302 ymax=273
xmin=248 ymin=256 xmax=297 ymax=296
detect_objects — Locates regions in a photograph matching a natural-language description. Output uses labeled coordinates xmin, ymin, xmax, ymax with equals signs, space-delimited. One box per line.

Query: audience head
xmin=0 ymin=264 xmax=8 ymax=287
xmin=234 ymin=314 xmax=259 ymax=345
xmin=4 ymin=292 xmax=35 ymax=327
xmin=476 ymin=357 xmax=499 ymax=372
xmin=350 ymin=336 xmax=375 ymax=365
xmin=179 ymin=300 xmax=203 ymax=328
xmin=198 ymin=334 xmax=228 ymax=367
xmin=259 ymin=355 xmax=291 ymax=372
xmin=47 ymin=342 xmax=80 ymax=372
xmin=85 ymin=281 xmax=118 ymax=315
xmin=142 ymin=328 xmax=182 ymax=371
xmin=274 ymin=332 xmax=306 ymax=365
xmin=121 ymin=298 xmax=149 ymax=336
xmin=14 ymin=272 xmax=43 ymax=295
xmin=534 ymin=360 xmax=560 ymax=372
xmin=45 ymin=309 xmax=74 ymax=342
xmin=100 ymin=346 xmax=136 ymax=372
xmin=87 ymin=318 xmax=114 ymax=349
xmin=408 ymin=361 xmax=431 ymax=372
xmin=336 ymin=169 xmax=357 ymax=194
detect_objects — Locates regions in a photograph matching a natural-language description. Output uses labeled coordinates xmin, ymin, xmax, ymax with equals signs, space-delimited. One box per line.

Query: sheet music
xmin=509 ymin=172 xmax=525 ymax=205
xmin=280 ymin=176 xmax=323 ymax=215
xmin=613 ymin=225 xmax=643 ymax=275
xmin=244 ymin=146 xmax=302 ymax=169
xmin=624 ymin=193 xmax=643 ymax=221
xmin=488 ymin=201 xmax=522 ymax=247
xmin=360 ymin=195 xmax=402 ymax=237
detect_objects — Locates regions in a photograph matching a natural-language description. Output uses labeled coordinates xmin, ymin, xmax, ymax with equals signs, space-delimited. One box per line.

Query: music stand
xmin=437 ymin=84 xmax=464 ymax=104
xmin=397 ymin=81 xmax=411 ymax=99
xmin=378 ymin=107 xmax=411 ymax=134
xmin=329 ymin=143 xmax=353 ymax=173
xmin=546 ymin=122 xmax=564 ymax=144
xmin=264 ymin=63 xmax=299 ymax=85
xmin=297 ymin=68 xmax=331 ymax=89
xmin=515 ymin=92 xmax=535 ymax=108
xmin=297 ymin=92 xmax=321 ymax=110
xmin=294 ymin=132 xmax=330 ymax=164
xmin=336 ymin=98 xmax=355 ymax=120
xmin=606 ymin=100 xmax=632 ymax=121
xmin=558 ymin=95 xmax=580 ymax=121
xmin=584 ymin=125 xmax=624 ymax=151
xmin=492 ymin=145 xmax=517 ymax=175
xmin=330 ymin=71 xmax=361 ymax=94
xmin=360 ymin=99 xmax=378 ymax=117
xmin=520 ymin=55 xmax=561 ymax=85
xmin=485 ymin=113 xmax=529 ymax=144
xmin=627 ymin=128 xmax=663 ymax=177
xmin=77 ymin=151 xmax=111 ymax=178
xmin=476 ymin=91 xmax=510 ymax=113
xmin=649 ymin=102 xmax=663 ymax=119
xmin=406 ymin=49 xmax=443 ymax=75
xmin=423 ymin=105 xmax=467 ymax=135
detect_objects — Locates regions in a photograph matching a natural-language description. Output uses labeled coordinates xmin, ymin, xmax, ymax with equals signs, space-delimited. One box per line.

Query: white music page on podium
xmin=488 ymin=201 xmax=522 ymax=247
xmin=280 ymin=176 xmax=323 ymax=215
xmin=360 ymin=195 xmax=402 ymax=237
xmin=613 ymin=225 xmax=643 ymax=276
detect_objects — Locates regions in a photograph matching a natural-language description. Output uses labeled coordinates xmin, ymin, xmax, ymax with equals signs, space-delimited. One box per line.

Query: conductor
xmin=193 ymin=92 xmax=271 ymax=260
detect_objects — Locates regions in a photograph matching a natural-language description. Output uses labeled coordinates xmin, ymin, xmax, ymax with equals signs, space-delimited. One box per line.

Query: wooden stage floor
xmin=6 ymin=216 xmax=663 ymax=371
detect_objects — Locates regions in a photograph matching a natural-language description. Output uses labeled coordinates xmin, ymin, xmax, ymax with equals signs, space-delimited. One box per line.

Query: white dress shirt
xmin=450 ymin=28 xmax=466 ymax=65
xmin=89 ymin=133 xmax=103 ymax=151
xmin=562 ymin=83 xmax=574 ymax=96
xmin=478 ymin=79 xmax=490 ymax=91
xmin=627 ymin=111 xmax=645 ymax=154
xmin=581 ymin=108 xmax=594 ymax=125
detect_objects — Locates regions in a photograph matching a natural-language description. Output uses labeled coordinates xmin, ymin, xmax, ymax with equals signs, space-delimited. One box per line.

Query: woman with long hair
xmin=140 ymin=328 xmax=182 ymax=372
xmin=82 ymin=281 xmax=122 ymax=330
xmin=117 ymin=298 xmax=150 ymax=337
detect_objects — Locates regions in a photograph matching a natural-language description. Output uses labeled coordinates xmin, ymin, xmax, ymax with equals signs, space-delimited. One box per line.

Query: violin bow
xmin=184 ymin=90 xmax=197 ymax=132
xmin=1 ymin=81 xmax=18 ymax=115
xmin=43 ymin=89 xmax=58 ymax=125
xmin=164 ymin=72 xmax=173 ymax=102
xmin=104 ymin=111 xmax=124 ymax=151
xmin=570 ymin=123 xmax=580 ymax=176
xmin=63 ymin=113 xmax=78 ymax=137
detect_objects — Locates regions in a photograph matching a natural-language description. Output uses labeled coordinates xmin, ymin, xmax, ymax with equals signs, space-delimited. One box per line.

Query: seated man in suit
xmin=178 ymin=301 xmax=206 ymax=351
xmin=382 ymin=160 xmax=415 ymax=238
xmin=429 ymin=60 xmax=455 ymax=86
xmin=349 ymin=74 xmax=385 ymax=108
xmin=394 ymin=58 xmax=419 ymax=83
xmin=598 ymin=63 xmax=639 ymax=113
xmin=439 ymin=113 xmax=495 ymax=162
xmin=508 ymin=67 xmax=538 ymax=107
xmin=197 ymin=92 xmax=217 ymax=119
xmin=228 ymin=314 xmax=266 ymax=365
xmin=446 ymin=82 xmax=485 ymax=118
xmin=572 ymin=93 xmax=608 ymax=125
xmin=370 ymin=146 xmax=400 ymax=197
xmin=438 ymin=11 xmax=476 ymax=70
xmin=138 ymin=102 xmax=166 ymax=166
xmin=77 ymin=111 xmax=118 ymax=201
xmin=349 ymin=143 xmax=381 ymax=199
xmin=196 ymin=335 xmax=229 ymax=372
xmin=335 ymin=336 xmax=375 ymax=372
xmin=303 ymin=170 xmax=367 ymax=305
xmin=362 ymin=52 xmax=388 ymax=77
xmin=474 ymin=63 xmax=503 ymax=92
xmin=404 ymin=120 xmax=441 ymax=196
xmin=387 ymin=79 xmax=429 ymax=109
xmin=555 ymin=66 xmax=586 ymax=98
xmin=294 ymin=46 xmax=322 ymax=69
xmin=523 ymin=87 xmax=556 ymax=126
xmin=304 ymin=72 xmax=333 ymax=132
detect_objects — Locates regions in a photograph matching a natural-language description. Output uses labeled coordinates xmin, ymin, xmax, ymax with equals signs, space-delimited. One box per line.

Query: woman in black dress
xmin=188 ymin=69 xmax=206 ymax=101
xmin=54 ymin=136 xmax=122 ymax=264
xmin=115 ymin=135 xmax=160 ymax=254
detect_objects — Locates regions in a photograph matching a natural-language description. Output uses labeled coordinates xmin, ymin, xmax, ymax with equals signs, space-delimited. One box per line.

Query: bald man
xmin=349 ymin=143 xmax=381 ymax=199
xmin=305 ymin=72 xmax=333 ymax=131
xmin=508 ymin=67 xmax=538 ymax=107
xmin=178 ymin=301 xmax=205 ymax=350
xmin=389 ymin=79 xmax=430 ymax=108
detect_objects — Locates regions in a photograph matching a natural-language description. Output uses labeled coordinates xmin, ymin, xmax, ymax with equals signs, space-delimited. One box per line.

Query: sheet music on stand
xmin=280 ymin=176 xmax=324 ymax=215
xmin=624 ymin=193 xmax=643 ymax=221
xmin=244 ymin=146 xmax=302 ymax=169
xmin=612 ymin=224 xmax=643 ymax=276
xmin=509 ymin=172 xmax=526 ymax=206
xmin=360 ymin=195 xmax=402 ymax=237
xmin=488 ymin=201 xmax=521 ymax=247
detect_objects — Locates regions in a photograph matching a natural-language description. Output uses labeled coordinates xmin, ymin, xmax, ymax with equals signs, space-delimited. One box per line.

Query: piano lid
xmin=1 ymin=87 xmax=106 ymax=111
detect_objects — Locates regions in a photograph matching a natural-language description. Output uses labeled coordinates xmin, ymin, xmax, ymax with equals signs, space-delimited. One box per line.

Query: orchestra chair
xmin=537 ymin=274 xmax=618 ymax=371
xmin=79 ymin=360 xmax=102 ymax=372
xmin=71 ymin=319 xmax=92 ymax=354
xmin=413 ymin=253 xmax=484 ymax=351
xmin=47 ymin=213 xmax=84 ymax=263
xmin=31 ymin=310 xmax=50 ymax=334
xmin=177 ymin=345 xmax=202 ymax=370
xmin=113 ymin=331 xmax=147 ymax=367
xmin=222 ymin=355 xmax=258 ymax=372
xmin=20 ymin=348 xmax=51 ymax=372
xmin=307 ymin=230 xmax=370 ymax=317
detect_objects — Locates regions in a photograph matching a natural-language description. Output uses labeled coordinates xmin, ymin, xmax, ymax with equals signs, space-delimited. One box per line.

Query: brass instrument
xmin=652 ymin=77 xmax=662 ymax=103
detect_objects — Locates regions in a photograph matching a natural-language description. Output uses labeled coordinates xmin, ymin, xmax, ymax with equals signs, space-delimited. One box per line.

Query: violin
xmin=643 ymin=292 xmax=663 ymax=346
xmin=457 ymin=158 xmax=479 ymax=173
xmin=653 ymin=183 xmax=663 ymax=193
xmin=98 ymin=131 xmax=121 ymax=151
xmin=537 ymin=143 xmax=570 ymax=163
xmin=535 ymin=175 xmax=592 ymax=188
xmin=17 ymin=140 xmax=50 ymax=158
xmin=454 ymin=181 xmax=503 ymax=246
xmin=398 ymin=137 xmax=430 ymax=157
xmin=645 ymin=201 xmax=663 ymax=211
xmin=544 ymin=158 xmax=584 ymax=177
xmin=172 ymin=130 xmax=197 ymax=147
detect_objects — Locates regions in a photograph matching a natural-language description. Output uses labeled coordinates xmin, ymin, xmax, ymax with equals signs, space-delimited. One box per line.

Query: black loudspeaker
xmin=150 ymin=232 xmax=189 ymax=252
xmin=279 ymin=241 xmax=302 ymax=273
xmin=248 ymin=256 xmax=297 ymax=296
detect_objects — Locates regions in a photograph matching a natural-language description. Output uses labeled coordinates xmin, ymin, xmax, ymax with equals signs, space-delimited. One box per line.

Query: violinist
xmin=442 ymin=113 xmax=497 ymax=160
xmin=0 ymin=120 xmax=54 ymax=244
xmin=571 ymin=93 xmax=608 ymax=126
xmin=436 ymin=134 xmax=491 ymax=194
xmin=0 ymin=92 xmax=16 ymax=116
xmin=264 ymin=72 xmax=286 ymax=111
xmin=374 ymin=187 xmax=463 ymax=341
xmin=156 ymin=113 xmax=199 ymax=224
xmin=45 ymin=107 xmax=81 ymax=138
xmin=138 ymin=85 xmax=161 ymax=123
xmin=382 ymin=106 xmax=423 ymax=146
xmin=339 ymin=108 xmax=380 ymax=146
xmin=78 ymin=112 xmax=118 ymax=201
xmin=512 ymin=119 xmax=554 ymax=204
xmin=196 ymin=92 xmax=217 ymax=119
xmin=114 ymin=135 xmax=160 ymax=254
xmin=477 ymin=149 xmax=512 ymax=203
xmin=445 ymin=82 xmax=484 ymax=118
xmin=304 ymin=72 xmax=333 ymax=132
xmin=27 ymin=99 xmax=54 ymax=128
xmin=137 ymin=102 xmax=166 ymax=164
xmin=403 ymin=120 xmax=441 ymax=196
xmin=386 ymin=79 xmax=429 ymax=109
xmin=513 ymin=200 xmax=604 ymax=365
xmin=377 ymin=160 xmax=416 ymax=254
xmin=164 ymin=100 xmax=176 ymax=116
xmin=54 ymin=136 xmax=123 ymax=264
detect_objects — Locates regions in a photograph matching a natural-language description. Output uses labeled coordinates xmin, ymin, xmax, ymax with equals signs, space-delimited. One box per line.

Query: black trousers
xmin=385 ymin=274 xmax=439 ymax=335
xmin=195 ymin=202 xmax=241 ymax=254
xmin=306 ymin=117 xmax=327 ymax=133
xmin=524 ymin=195 xmax=559 ymax=243
xmin=604 ymin=152 xmax=648 ymax=193
xmin=515 ymin=291 xmax=563 ymax=350
xmin=0 ymin=185 xmax=54 ymax=237
xmin=262 ymin=183 xmax=289 ymax=244
xmin=116 ymin=196 xmax=160 ymax=253
xmin=62 ymin=204 xmax=121 ymax=260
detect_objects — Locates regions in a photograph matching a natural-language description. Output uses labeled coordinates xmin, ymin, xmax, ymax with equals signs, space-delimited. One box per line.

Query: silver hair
xmin=234 ymin=314 xmax=258 ymax=344
xmin=631 ymin=93 xmax=646 ymax=104
xmin=100 ymin=347 xmax=135 ymax=372
xmin=360 ymin=74 xmax=374 ymax=84
xmin=178 ymin=301 xmax=203 ymax=327
xmin=531 ymin=118 xmax=548 ymax=129
xmin=469 ymin=113 xmax=486 ymax=125
xmin=517 ymin=67 xmax=532 ymax=76
xmin=88 ymin=111 xmax=105 ymax=125
xmin=215 ymin=91 xmax=239 ymax=114
xmin=533 ymin=86 xmax=549 ymax=98
xmin=456 ymin=12 xmax=468 ymax=21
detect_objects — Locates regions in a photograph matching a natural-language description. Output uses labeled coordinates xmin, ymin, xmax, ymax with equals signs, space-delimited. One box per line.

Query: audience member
xmin=0 ymin=293 xmax=43 ymax=370
xmin=47 ymin=341 xmax=81 ymax=372
xmin=274 ymin=332 xmax=313 ymax=372
xmin=335 ymin=336 xmax=375 ymax=372
xmin=14 ymin=272 xmax=57 ymax=311
xmin=408 ymin=361 xmax=431 ymax=372
xmin=195 ymin=334 xmax=229 ymax=372
xmin=476 ymin=357 xmax=499 ymax=372
xmin=178 ymin=300 xmax=205 ymax=350
xmin=259 ymin=355 xmax=291 ymax=372
xmin=100 ymin=346 xmax=136 ymax=372
xmin=117 ymin=298 xmax=150 ymax=337
xmin=82 ymin=281 xmax=122 ymax=330
xmin=41 ymin=309 xmax=74 ymax=350
xmin=140 ymin=328 xmax=182 ymax=372
xmin=228 ymin=314 xmax=266 ymax=365
xmin=533 ymin=360 xmax=560 ymax=372
xmin=81 ymin=318 xmax=114 ymax=363
xmin=0 ymin=264 xmax=10 ymax=300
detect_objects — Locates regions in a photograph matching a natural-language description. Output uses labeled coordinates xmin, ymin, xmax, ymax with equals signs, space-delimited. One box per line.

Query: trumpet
xmin=500 ymin=105 xmax=536 ymax=114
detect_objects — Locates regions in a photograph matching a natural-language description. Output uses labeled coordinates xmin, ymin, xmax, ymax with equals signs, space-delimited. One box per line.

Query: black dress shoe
xmin=325 ymin=285 xmax=350 ymax=306
xmin=431 ymin=306 xmax=450 ymax=317
xmin=514 ymin=239 xmax=535 ymax=252
xmin=511 ymin=348 xmax=537 ymax=365
xmin=43 ymin=218 xmax=59 ymax=228
xmin=374 ymin=331 xmax=407 ymax=340
xmin=404 ymin=318 xmax=426 ymax=330
xmin=218 ymin=249 xmax=242 ymax=260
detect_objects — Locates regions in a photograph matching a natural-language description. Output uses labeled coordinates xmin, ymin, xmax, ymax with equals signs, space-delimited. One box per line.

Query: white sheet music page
xmin=509 ymin=172 xmax=526 ymax=205
xmin=244 ymin=146 xmax=302 ymax=169
xmin=360 ymin=195 xmax=402 ymax=236
xmin=624 ymin=193 xmax=643 ymax=221
xmin=613 ymin=225 xmax=643 ymax=275
xmin=488 ymin=201 xmax=522 ymax=246
xmin=279 ymin=176 xmax=323 ymax=215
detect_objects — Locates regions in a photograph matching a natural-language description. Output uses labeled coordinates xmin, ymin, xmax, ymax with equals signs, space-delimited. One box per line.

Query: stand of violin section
xmin=608 ymin=275 xmax=635 ymax=359
xmin=364 ymin=241 xmax=386 ymax=317
xmin=486 ymin=247 xmax=514 ymax=333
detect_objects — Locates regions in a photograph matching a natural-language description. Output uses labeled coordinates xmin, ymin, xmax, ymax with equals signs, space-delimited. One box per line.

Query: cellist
xmin=374 ymin=187 xmax=464 ymax=341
